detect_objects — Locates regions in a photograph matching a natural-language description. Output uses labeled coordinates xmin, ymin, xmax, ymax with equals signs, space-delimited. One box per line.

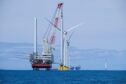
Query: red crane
xmin=30 ymin=3 xmax=63 ymax=70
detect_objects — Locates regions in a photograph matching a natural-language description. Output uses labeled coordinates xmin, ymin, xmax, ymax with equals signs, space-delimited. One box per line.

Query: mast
xmin=34 ymin=17 xmax=37 ymax=56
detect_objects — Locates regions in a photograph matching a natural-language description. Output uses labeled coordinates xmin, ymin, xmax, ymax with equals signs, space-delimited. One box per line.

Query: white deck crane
xmin=30 ymin=3 xmax=63 ymax=70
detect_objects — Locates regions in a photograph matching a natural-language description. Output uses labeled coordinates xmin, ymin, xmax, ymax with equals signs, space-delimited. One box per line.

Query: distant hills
xmin=0 ymin=42 xmax=126 ymax=70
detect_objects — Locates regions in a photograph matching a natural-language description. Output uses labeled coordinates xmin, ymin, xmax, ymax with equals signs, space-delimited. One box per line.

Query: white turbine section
xmin=61 ymin=8 xmax=64 ymax=65
xmin=34 ymin=17 xmax=37 ymax=55
xmin=64 ymin=35 xmax=70 ymax=67
xmin=63 ymin=23 xmax=84 ymax=67
xmin=44 ymin=15 xmax=84 ymax=67
xmin=65 ymin=23 xmax=84 ymax=32
xmin=63 ymin=34 xmax=65 ymax=66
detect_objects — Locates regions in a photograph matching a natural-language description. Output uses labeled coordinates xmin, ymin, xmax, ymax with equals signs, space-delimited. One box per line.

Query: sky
xmin=0 ymin=0 xmax=126 ymax=70
xmin=0 ymin=0 xmax=126 ymax=50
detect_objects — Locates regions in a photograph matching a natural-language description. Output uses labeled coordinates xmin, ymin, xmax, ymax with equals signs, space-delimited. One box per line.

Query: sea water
xmin=0 ymin=70 xmax=126 ymax=84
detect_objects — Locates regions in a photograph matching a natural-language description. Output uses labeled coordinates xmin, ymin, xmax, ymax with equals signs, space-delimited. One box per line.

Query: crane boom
xmin=30 ymin=3 xmax=64 ymax=70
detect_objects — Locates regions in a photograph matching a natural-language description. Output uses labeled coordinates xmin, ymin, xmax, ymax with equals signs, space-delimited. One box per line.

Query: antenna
xmin=34 ymin=17 xmax=37 ymax=56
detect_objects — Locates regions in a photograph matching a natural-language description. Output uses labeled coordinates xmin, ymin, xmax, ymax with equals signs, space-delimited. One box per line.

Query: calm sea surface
xmin=0 ymin=70 xmax=126 ymax=84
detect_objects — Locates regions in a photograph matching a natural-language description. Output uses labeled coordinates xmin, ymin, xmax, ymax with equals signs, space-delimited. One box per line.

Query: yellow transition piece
xmin=60 ymin=64 xmax=70 ymax=71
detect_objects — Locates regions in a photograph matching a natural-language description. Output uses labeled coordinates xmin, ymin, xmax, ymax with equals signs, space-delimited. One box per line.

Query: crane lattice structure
xmin=30 ymin=3 xmax=63 ymax=70
xmin=30 ymin=3 xmax=82 ymax=70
